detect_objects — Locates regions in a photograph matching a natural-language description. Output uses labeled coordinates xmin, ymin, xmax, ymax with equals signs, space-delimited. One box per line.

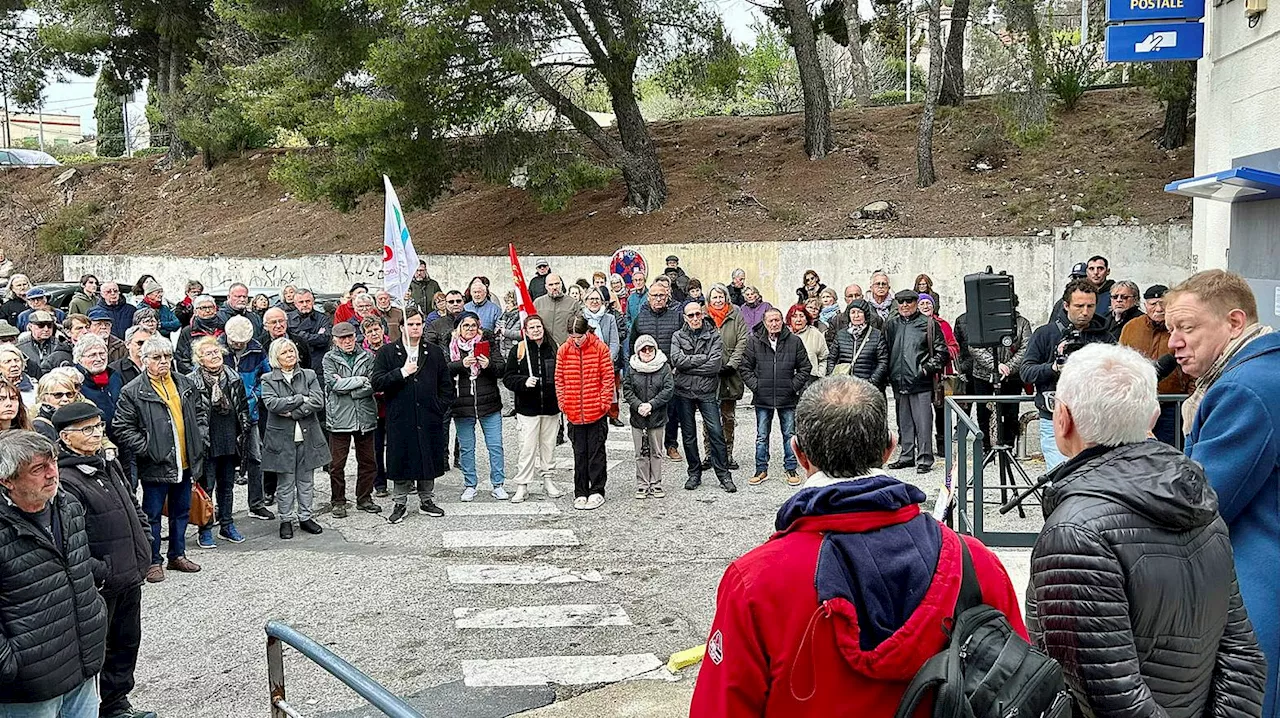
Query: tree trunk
xmin=916 ymin=0 xmax=944 ymax=187
xmin=608 ymin=70 xmax=668 ymax=212
xmin=938 ymin=0 xmax=970 ymax=106
xmin=843 ymin=0 xmax=871 ymax=105
xmin=1160 ymin=95 xmax=1190 ymax=149
xmin=781 ymin=0 xmax=834 ymax=158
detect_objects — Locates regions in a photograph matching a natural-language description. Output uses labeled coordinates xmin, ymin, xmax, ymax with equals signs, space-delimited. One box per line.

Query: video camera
xmin=1054 ymin=327 xmax=1088 ymax=368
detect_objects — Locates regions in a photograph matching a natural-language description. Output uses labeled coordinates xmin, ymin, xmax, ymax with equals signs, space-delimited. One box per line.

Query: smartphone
xmin=473 ymin=341 xmax=490 ymax=359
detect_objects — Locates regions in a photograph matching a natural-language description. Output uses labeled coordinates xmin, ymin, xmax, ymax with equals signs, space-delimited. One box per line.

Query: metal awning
xmin=1165 ymin=166 xmax=1280 ymax=202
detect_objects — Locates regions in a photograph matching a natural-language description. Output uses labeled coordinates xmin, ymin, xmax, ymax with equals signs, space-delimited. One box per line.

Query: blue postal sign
xmin=1107 ymin=0 xmax=1206 ymax=23
xmin=1105 ymin=22 xmax=1205 ymax=62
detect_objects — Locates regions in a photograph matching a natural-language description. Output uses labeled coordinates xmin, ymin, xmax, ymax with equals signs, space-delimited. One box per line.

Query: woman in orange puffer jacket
xmin=555 ymin=316 xmax=615 ymax=511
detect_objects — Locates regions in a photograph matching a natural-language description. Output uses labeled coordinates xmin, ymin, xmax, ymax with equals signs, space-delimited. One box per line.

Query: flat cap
xmin=52 ymin=402 xmax=102 ymax=431
xmin=894 ymin=289 xmax=920 ymax=302
xmin=1144 ymin=284 xmax=1169 ymax=300
xmin=87 ymin=307 xmax=113 ymax=322
xmin=331 ymin=322 xmax=356 ymax=338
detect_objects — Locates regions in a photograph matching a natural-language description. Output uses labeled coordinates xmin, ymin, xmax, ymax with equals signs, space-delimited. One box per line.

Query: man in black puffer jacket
xmin=740 ymin=308 xmax=811 ymax=486
xmin=1027 ymin=344 xmax=1268 ymax=718
xmin=0 ymin=431 xmax=107 ymax=713
xmin=53 ymin=403 xmax=155 ymax=718
xmin=884 ymin=290 xmax=948 ymax=474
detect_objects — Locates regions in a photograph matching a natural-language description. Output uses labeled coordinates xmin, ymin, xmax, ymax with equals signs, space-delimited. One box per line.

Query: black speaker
xmin=964 ymin=272 xmax=1016 ymax=348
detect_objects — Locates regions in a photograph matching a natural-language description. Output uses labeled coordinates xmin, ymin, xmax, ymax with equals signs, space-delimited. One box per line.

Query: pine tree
xmin=94 ymin=73 xmax=126 ymax=157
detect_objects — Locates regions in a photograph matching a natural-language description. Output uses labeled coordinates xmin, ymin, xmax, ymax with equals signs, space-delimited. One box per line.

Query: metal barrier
xmin=942 ymin=393 xmax=1188 ymax=548
xmin=266 ymin=620 xmax=424 ymax=718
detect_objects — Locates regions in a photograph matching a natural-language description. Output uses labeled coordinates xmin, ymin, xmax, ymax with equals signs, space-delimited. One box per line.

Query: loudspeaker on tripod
xmin=964 ymin=271 xmax=1016 ymax=348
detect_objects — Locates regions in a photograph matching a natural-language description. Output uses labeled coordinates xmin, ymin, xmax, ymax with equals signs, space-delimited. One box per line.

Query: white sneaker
xmin=544 ymin=479 xmax=564 ymax=498
xmin=511 ymin=485 xmax=527 ymax=503
xmin=584 ymin=494 xmax=605 ymax=510
xmin=573 ymin=496 xmax=588 ymax=510
xmin=492 ymin=486 xmax=509 ymax=501
xmin=460 ymin=487 xmax=477 ymax=502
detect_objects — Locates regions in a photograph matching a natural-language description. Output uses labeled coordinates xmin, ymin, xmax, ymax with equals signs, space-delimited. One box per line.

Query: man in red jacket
xmin=690 ymin=376 xmax=1026 ymax=718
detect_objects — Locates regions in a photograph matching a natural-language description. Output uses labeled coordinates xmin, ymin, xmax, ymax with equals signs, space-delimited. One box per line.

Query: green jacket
xmin=322 ymin=346 xmax=378 ymax=433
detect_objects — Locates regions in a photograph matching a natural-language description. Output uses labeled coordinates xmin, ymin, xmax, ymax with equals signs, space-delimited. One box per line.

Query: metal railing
xmin=942 ymin=393 xmax=1188 ymax=548
xmin=265 ymin=620 xmax=424 ymax=718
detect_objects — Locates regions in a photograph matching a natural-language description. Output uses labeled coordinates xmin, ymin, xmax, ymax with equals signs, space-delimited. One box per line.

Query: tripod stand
xmin=979 ymin=382 xmax=1040 ymax=519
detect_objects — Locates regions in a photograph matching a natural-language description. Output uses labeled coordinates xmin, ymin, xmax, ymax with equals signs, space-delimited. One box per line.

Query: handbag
xmin=927 ymin=318 xmax=945 ymax=408
xmin=163 ymin=483 xmax=215 ymax=526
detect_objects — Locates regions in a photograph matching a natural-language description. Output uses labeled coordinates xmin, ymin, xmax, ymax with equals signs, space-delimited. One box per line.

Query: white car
xmin=0 ymin=148 xmax=61 ymax=168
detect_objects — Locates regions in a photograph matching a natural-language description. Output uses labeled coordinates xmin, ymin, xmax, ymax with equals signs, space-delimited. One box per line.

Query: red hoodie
xmin=690 ymin=475 xmax=1026 ymax=718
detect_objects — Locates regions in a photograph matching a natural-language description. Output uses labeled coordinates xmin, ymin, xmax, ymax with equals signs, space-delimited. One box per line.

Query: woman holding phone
xmin=502 ymin=315 xmax=564 ymax=503
xmin=448 ymin=311 xmax=508 ymax=501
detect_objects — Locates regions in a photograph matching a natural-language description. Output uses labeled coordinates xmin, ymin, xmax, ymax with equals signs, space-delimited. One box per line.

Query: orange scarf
xmin=706 ymin=302 xmax=731 ymax=328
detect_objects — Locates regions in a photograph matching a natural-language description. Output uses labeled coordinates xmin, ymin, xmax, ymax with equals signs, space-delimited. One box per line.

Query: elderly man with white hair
xmin=1026 ymin=343 xmax=1267 ymax=718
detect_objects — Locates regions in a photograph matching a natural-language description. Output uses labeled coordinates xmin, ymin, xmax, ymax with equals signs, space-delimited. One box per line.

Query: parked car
xmin=32 ymin=282 xmax=81 ymax=311
xmin=0 ymin=149 xmax=61 ymax=168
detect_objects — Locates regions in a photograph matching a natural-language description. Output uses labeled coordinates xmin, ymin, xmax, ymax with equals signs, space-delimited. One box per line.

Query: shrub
xmin=37 ymin=202 xmax=109 ymax=255
xmin=871 ymin=90 xmax=908 ymax=106
xmin=525 ymin=156 xmax=619 ymax=213
xmin=1044 ymin=33 xmax=1103 ymax=111
xmin=132 ymin=147 xmax=170 ymax=158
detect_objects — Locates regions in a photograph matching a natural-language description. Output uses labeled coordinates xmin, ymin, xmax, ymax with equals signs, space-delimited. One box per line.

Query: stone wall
xmin=64 ymin=224 xmax=1196 ymax=325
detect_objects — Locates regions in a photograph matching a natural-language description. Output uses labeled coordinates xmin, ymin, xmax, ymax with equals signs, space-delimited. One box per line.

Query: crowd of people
xmin=0 ymin=248 xmax=1276 ymax=718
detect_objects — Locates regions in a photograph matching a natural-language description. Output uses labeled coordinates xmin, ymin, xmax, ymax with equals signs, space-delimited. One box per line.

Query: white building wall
xmin=1192 ymin=0 xmax=1280 ymax=269
xmin=64 ymin=225 xmax=1196 ymax=326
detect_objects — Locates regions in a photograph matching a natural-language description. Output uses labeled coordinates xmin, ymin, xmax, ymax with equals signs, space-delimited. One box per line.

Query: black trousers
xmin=569 ymin=418 xmax=608 ymax=498
xmin=100 ymin=585 xmax=143 ymax=715
xmin=969 ymin=377 xmax=1022 ymax=448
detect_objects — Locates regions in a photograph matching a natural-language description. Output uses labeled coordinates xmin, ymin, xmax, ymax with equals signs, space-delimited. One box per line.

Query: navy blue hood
xmin=775 ymin=474 xmax=926 ymax=530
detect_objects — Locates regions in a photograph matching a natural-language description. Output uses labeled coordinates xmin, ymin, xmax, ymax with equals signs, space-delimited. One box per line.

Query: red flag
xmin=509 ymin=244 xmax=537 ymax=326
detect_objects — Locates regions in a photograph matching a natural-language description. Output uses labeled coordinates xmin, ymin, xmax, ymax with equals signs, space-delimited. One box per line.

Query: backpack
xmin=894 ymin=540 xmax=1073 ymax=718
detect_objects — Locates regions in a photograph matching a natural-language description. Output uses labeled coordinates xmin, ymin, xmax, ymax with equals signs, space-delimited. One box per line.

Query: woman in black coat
xmin=447 ymin=311 xmax=507 ymax=502
xmin=795 ymin=269 xmax=827 ymax=305
xmin=825 ymin=300 xmax=889 ymax=390
xmin=371 ymin=307 xmax=456 ymax=521
xmin=188 ymin=336 xmax=251 ymax=547
xmin=502 ymin=314 xmax=564 ymax=503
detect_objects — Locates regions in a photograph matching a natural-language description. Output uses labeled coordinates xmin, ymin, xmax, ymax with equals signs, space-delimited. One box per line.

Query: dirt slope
xmin=0 ymin=87 xmax=1192 ymax=270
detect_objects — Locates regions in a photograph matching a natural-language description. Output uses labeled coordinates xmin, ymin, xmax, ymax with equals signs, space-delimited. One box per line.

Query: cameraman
xmin=1021 ymin=279 xmax=1114 ymax=469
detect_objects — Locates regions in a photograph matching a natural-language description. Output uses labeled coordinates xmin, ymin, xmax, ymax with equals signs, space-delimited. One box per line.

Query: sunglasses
xmin=684 ymin=312 xmax=702 ymax=318
xmin=32 ymin=323 xmax=54 ymax=329
xmin=1112 ymin=294 xmax=1134 ymax=301
xmin=45 ymin=391 xmax=76 ymax=400
xmin=897 ymin=298 xmax=916 ymax=305
xmin=447 ymin=299 xmax=464 ymax=304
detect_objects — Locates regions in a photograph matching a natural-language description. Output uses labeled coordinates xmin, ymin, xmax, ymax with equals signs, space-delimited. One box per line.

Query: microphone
xmin=1155 ymin=354 xmax=1178 ymax=380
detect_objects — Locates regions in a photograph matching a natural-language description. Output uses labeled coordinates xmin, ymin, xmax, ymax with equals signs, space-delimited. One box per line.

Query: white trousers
xmin=515 ymin=414 xmax=560 ymax=485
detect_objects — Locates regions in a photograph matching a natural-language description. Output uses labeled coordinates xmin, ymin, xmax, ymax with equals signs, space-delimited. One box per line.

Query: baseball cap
xmin=1070 ymin=262 xmax=1088 ymax=277
xmin=25 ymin=287 xmax=47 ymax=300
xmin=535 ymin=258 xmax=549 ymax=269
xmin=331 ymin=322 xmax=356 ymax=338
xmin=1144 ymin=284 xmax=1169 ymax=300
xmin=87 ymin=307 xmax=113 ymax=323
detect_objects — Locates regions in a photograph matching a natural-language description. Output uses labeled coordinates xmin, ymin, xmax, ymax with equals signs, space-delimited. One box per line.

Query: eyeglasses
xmin=64 ymin=422 xmax=105 ymax=436
xmin=44 ymin=391 xmax=76 ymax=400
xmin=684 ymin=312 xmax=702 ymax=318
xmin=1044 ymin=391 xmax=1059 ymax=412
xmin=872 ymin=281 xmax=889 ymax=287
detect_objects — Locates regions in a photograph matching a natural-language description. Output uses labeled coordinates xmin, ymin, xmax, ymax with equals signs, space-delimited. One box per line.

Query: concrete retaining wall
xmin=64 ymin=225 xmax=1196 ymax=325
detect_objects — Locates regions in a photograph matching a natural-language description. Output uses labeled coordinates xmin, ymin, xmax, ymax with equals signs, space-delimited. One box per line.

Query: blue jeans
xmin=677 ymin=396 xmax=729 ymax=480
xmin=455 ymin=412 xmax=506 ymax=488
xmin=1039 ymin=415 xmax=1066 ymax=470
xmin=755 ymin=407 xmax=797 ymax=473
xmin=141 ymin=473 xmax=192 ymax=564
xmin=0 ymin=677 xmax=97 ymax=717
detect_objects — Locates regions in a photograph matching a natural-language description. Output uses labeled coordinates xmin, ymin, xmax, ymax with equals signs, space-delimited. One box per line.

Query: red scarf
xmin=90 ymin=371 xmax=110 ymax=388
xmin=706 ymin=302 xmax=731 ymax=328
xmin=144 ymin=295 xmax=162 ymax=310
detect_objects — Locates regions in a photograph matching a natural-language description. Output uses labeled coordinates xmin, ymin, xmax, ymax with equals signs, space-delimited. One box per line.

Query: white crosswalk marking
xmin=435 ymin=501 xmax=561 ymax=516
xmin=446 ymin=564 xmax=603 ymax=585
xmin=442 ymin=529 xmax=580 ymax=549
xmin=605 ymin=440 xmax=634 ymax=452
xmin=461 ymin=654 xmax=666 ymax=687
xmin=454 ymin=603 xmax=630 ymax=629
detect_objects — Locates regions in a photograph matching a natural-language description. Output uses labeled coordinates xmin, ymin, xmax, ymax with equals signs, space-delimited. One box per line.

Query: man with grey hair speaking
xmin=1027 ymin=343 xmax=1267 ymax=718
xmin=692 ymin=376 xmax=1023 ymax=715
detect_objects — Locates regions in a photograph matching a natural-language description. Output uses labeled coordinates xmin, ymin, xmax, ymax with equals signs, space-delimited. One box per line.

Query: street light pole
xmin=906 ymin=3 xmax=912 ymax=102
